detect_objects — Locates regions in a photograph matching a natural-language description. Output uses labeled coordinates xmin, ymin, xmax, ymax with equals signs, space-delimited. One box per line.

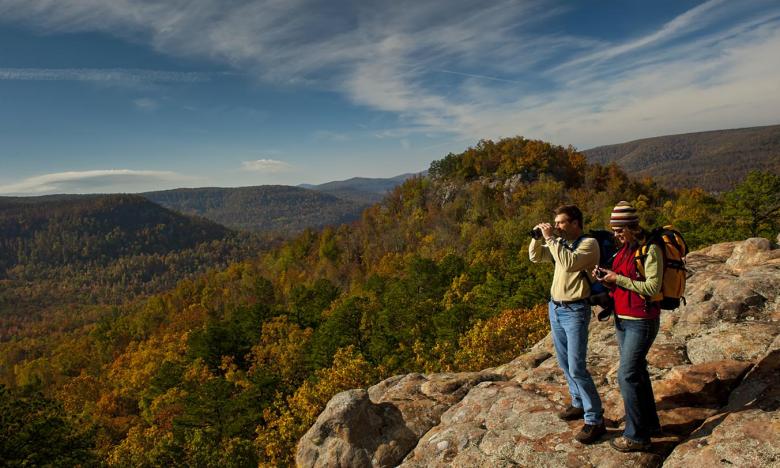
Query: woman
xmin=594 ymin=201 xmax=662 ymax=452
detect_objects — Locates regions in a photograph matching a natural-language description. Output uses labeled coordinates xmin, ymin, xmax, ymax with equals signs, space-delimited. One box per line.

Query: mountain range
xmin=583 ymin=124 xmax=780 ymax=192
xmin=144 ymin=173 xmax=419 ymax=233
xmin=299 ymin=173 xmax=420 ymax=204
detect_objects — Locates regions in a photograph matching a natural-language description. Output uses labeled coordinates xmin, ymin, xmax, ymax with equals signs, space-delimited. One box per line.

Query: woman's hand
xmin=593 ymin=266 xmax=618 ymax=284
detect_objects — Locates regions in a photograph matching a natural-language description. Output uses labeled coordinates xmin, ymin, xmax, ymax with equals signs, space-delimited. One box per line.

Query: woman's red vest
xmin=611 ymin=243 xmax=661 ymax=320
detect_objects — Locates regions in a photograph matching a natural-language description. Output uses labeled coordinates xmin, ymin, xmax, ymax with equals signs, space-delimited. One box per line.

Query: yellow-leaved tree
xmin=453 ymin=304 xmax=549 ymax=371
xmin=255 ymin=345 xmax=381 ymax=466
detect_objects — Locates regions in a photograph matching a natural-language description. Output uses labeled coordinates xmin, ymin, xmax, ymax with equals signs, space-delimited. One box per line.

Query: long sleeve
xmin=615 ymin=244 xmax=663 ymax=297
xmin=528 ymin=237 xmax=553 ymax=263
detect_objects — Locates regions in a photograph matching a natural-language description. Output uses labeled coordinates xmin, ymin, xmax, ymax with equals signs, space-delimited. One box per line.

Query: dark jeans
xmin=615 ymin=316 xmax=661 ymax=443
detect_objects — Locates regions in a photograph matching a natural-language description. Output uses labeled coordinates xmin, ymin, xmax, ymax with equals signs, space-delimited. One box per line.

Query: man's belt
xmin=550 ymin=298 xmax=588 ymax=307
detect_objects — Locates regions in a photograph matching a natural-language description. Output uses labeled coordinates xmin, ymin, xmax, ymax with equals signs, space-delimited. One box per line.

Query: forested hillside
xmin=144 ymin=185 xmax=367 ymax=233
xmin=0 ymin=194 xmax=269 ymax=339
xmin=0 ymin=194 xmax=228 ymax=272
xmin=583 ymin=124 xmax=780 ymax=191
xmin=2 ymin=136 xmax=778 ymax=466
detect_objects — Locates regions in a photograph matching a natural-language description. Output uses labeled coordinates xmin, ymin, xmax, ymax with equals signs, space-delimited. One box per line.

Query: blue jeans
xmin=548 ymin=301 xmax=603 ymax=425
xmin=615 ymin=316 xmax=661 ymax=443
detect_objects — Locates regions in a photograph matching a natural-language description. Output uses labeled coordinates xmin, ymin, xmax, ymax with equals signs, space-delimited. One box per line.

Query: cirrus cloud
xmin=0 ymin=169 xmax=191 ymax=195
xmin=1 ymin=0 xmax=778 ymax=149
xmin=0 ymin=67 xmax=216 ymax=83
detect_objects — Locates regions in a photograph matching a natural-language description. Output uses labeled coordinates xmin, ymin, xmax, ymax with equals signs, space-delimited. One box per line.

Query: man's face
xmin=554 ymin=214 xmax=580 ymax=240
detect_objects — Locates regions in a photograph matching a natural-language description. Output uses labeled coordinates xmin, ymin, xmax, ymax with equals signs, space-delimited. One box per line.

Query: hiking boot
xmin=575 ymin=422 xmax=606 ymax=444
xmin=610 ymin=436 xmax=651 ymax=452
xmin=557 ymin=405 xmax=584 ymax=421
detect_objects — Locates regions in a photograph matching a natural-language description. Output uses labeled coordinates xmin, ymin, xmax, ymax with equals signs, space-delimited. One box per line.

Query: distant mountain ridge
xmin=143 ymin=185 xmax=368 ymax=233
xmin=583 ymin=124 xmax=780 ymax=191
xmin=299 ymin=173 xmax=421 ymax=204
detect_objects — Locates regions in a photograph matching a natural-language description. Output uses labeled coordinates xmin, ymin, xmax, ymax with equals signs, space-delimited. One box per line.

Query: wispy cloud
xmin=241 ymin=159 xmax=292 ymax=172
xmin=2 ymin=0 xmax=779 ymax=148
xmin=554 ymin=0 xmax=729 ymax=72
xmin=0 ymin=170 xmax=191 ymax=195
xmin=0 ymin=67 xmax=214 ymax=83
xmin=133 ymin=97 xmax=159 ymax=111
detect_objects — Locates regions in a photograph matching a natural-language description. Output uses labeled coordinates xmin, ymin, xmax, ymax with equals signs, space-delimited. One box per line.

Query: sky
xmin=0 ymin=0 xmax=779 ymax=195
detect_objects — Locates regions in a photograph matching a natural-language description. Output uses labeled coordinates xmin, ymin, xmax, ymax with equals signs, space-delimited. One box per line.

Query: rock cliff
xmin=297 ymin=238 xmax=780 ymax=467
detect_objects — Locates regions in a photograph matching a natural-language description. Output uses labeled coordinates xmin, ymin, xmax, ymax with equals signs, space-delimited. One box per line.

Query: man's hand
xmin=535 ymin=223 xmax=554 ymax=240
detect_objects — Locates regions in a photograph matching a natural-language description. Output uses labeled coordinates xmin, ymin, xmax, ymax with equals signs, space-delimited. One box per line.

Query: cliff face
xmin=297 ymin=238 xmax=780 ymax=467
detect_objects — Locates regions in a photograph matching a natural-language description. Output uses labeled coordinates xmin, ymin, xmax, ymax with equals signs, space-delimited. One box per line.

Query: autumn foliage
xmin=1 ymin=136 xmax=777 ymax=465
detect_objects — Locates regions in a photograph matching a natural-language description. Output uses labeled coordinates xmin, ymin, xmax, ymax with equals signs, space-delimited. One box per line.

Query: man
xmin=529 ymin=205 xmax=605 ymax=444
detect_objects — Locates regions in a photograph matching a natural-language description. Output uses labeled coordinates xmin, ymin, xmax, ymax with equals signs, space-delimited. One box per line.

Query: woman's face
xmin=612 ymin=225 xmax=635 ymax=245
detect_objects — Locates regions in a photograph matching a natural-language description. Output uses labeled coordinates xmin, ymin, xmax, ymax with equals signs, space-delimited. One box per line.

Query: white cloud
xmin=133 ymin=97 xmax=159 ymax=111
xmin=554 ymin=0 xmax=729 ymax=72
xmin=241 ymin=159 xmax=292 ymax=172
xmin=0 ymin=170 xmax=190 ymax=195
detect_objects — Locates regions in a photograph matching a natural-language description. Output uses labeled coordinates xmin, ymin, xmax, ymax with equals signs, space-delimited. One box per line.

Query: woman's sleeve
xmin=614 ymin=244 xmax=663 ymax=296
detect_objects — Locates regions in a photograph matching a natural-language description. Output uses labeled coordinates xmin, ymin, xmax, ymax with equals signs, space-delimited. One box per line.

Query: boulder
xmin=725 ymin=237 xmax=780 ymax=271
xmin=296 ymin=389 xmax=417 ymax=468
xmin=493 ymin=349 xmax=551 ymax=379
xmin=297 ymin=371 xmax=504 ymax=467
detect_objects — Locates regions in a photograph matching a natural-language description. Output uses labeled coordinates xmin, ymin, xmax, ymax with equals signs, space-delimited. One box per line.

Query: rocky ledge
xmin=297 ymin=238 xmax=780 ymax=467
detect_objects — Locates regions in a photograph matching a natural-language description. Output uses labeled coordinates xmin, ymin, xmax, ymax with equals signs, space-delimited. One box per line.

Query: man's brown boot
xmin=557 ymin=405 xmax=584 ymax=421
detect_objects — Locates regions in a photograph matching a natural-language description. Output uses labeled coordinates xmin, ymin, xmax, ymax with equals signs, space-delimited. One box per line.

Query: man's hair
xmin=554 ymin=205 xmax=583 ymax=229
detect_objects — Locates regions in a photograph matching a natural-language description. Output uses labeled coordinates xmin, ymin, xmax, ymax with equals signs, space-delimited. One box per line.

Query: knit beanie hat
xmin=610 ymin=201 xmax=639 ymax=227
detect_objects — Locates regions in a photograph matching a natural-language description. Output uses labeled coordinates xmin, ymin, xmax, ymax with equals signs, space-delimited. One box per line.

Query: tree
xmin=0 ymin=385 xmax=98 ymax=466
xmin=724 ymin=170 xmax=780 ymax=237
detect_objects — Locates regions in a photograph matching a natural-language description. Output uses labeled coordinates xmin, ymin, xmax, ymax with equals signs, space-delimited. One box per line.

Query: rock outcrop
xmin=297 ymin=238 xmax=780 ymax=467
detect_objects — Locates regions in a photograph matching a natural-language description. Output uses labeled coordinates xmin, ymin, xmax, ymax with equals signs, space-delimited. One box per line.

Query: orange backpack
xmin=634 ymin=226 xmax=689 ymax=310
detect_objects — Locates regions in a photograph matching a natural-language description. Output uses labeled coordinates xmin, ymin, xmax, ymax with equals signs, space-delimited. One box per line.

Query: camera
xmin=529 ymin=227 xmax=543 ymax=240
xmin=595 ymin=268 xmax=607 ymax=279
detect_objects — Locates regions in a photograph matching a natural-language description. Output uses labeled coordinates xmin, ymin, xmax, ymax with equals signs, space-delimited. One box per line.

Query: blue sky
xmin=0 ymin=0 xmax=779 ymax=195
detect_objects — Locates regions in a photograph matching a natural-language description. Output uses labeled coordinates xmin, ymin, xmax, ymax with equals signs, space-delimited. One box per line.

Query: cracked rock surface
xmin=297 ymin=238 xmax=780 ymax=467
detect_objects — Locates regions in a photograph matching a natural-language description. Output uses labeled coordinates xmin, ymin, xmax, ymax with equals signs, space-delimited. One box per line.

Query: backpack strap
xmin=564 ymin=234 xmax=588 ymax=252
xmin=565 ymin=235 xmax=598 ymax=288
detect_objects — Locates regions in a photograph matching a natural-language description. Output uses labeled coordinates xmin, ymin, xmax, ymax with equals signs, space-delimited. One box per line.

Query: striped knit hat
xmin=610 ymin=201 xmax=639 ymax=227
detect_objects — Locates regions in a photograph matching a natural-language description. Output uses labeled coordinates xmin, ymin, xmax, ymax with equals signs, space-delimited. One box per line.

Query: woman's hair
xmin=627 ymin=224 xmax=645 ymax=239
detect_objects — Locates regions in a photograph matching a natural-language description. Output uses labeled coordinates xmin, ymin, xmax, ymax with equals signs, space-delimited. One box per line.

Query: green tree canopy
xmin=723 ymin=170 xmax=780 ymax=237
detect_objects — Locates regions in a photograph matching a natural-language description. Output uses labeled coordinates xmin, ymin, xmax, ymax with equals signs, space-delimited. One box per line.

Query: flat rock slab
xmin=686 ymin=322 xmax=779 ymax=365
xmin=401 ymin=380 xmax=668 ymax=468
xmin=663 ymin=409 xmax=780 ymax=467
